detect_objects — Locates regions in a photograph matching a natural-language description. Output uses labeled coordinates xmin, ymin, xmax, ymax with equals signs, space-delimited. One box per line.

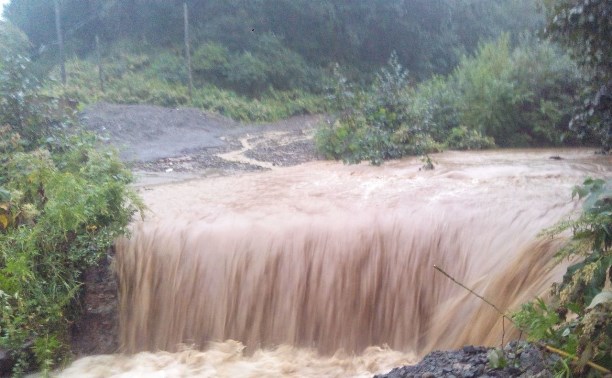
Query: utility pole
xmin=95 ymin=35 xmax=104 ymax=92
xmin=54 ymin=0 xmax=66 ymax=86
xmin=184 ymin=2 xmax=194 ymax=104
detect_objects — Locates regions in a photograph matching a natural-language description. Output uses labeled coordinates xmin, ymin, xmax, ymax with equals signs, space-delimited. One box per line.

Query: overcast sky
xmin=0 ymin=0 xmax=7 ymax=19
xmin=0 ymin=0 xmax=8 ymax=19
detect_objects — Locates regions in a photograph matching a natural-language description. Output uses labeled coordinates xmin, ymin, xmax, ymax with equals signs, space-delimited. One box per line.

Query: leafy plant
xmin=543 ymin=0 xmax=612 ymax=152
xmin=445 ymin=126 xmax=495 ymax=150
xmin=487 ymin=348 xmax=508 ymax=369
xmin=0 ymin=128 xmax=144 ymax=375
xmin=513 ymin=298 xmax=563 ymax=342
xmin=513 ymin=178 xmax=612 ymax=375
xmin=44 ymin=49 xmax=325 ymax=123
xmin=0 ymin=23 xmax=144 ymax=374
xmin=451 ymin=34 xmax=582 ymax=147
xmin=316 ymin=54 xmax=441 ymax=165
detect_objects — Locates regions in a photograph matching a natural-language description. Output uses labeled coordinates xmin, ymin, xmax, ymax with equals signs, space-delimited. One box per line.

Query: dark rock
xmin=0 ymin=349 xmax=14 ymax=376
xmin=375 ymin=342 xmax=556 ymax=378
xmin=70 ymin=252 xmax=119 ymax=357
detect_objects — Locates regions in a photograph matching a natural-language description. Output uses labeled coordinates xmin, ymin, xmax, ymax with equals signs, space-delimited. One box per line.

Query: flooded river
xmin=59 ymin=149 xmax=610 ymax=377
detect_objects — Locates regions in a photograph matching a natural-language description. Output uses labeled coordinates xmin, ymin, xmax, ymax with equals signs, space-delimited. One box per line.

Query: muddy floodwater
xmin=58 ymin=149 xmax=610 ymax=377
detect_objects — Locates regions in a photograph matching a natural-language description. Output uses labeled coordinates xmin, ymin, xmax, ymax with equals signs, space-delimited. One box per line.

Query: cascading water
xmin=59 ymin=149 xmax=611 ymax=377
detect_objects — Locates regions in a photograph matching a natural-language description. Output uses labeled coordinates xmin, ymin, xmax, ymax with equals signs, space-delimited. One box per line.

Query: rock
xmin=0 ymin=349 xmax=14 ymax=376
xmin=375 ymin=342 xmax=556 ymax=378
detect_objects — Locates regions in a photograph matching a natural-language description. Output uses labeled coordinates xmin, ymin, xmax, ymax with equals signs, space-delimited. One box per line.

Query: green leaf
xmin=0 ymin=188 xmax=10 ymax=202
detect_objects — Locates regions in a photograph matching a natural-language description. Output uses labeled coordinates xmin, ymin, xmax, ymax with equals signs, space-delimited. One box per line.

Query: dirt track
xmin=81 ymin=103 xmax=326 ymax=185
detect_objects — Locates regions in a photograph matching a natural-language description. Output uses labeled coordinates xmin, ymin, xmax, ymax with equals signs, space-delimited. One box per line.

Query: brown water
xmin=59 ymin=149 xmax=610 ymax=377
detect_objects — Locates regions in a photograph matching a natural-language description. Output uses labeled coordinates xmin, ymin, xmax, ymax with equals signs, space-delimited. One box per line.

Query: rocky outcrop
xmin=70 ymin=253 xmax=119 ymax=357
xmin=375 ymin=342 xmax=557 ymax=378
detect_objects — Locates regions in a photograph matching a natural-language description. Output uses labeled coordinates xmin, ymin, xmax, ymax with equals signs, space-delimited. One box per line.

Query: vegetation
xmin=316 ymin=55 xmax=442 ymax=165
xmin=513 ymin=178 xmax=612 ymax=375
xmin=0 ymin=21 xmax=142 ymax=375
xmin=511 ymin=4 xmax=612 ymax=373
xmin=42 ymin=50 xmax=326 ymax=123
xmin=3 ymin=0 xmax=543 ymax=79
xmin=316 ymin=36 xmax=583 ymax=164
xmin=0 ymin=0 xmax=549 ymax=123
xmin=543 ymin=0 xmax=612 ymax=151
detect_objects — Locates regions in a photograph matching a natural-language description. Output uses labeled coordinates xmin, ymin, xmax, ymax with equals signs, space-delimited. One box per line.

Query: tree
xmin=544 ymin=0 xmax=612 ymax=151
xmin=3 ymin=0 xmax=545 ymax=81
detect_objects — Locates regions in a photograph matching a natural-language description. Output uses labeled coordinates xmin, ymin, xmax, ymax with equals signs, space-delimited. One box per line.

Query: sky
xmin=0 ymin=0 xmax=7 ymax=19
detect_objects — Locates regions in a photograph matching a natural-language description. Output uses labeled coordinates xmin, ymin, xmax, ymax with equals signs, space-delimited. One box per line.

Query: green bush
xmin=223 ymin=51 xmax=270 ymax=96
xmin=0 ymin=21 xmax=29 ymax=58
xmin=316 ymin=54 xmax=441 ymax=165
xmin=415 ymin=76 xmax=460 ymax=142
xmin=317 ymin=37 xmax=584 ymax=164
xmin=316 ymin=116 xmax=369 ymax=164
xmin=445 ymin=126 xmax=495 ymax=150
xmin=545 ymin=0 xmax=612 ymax=152
xmin=0 ymin=129 xmax=143 ymax=375
xmin=192 ymin=41 xmax=230 ymax=86
xmin=191 ymin=34 xmax=322 ymax=96
xmin=451 ymin=34 xmax=583 ymax=147
xmin=148 ymin=51 xmax=187 ymax=85
xmin=513 ymin=178 xmax=612 ymax=375
xmin=44 ymin=47 xmax=325 ymax=123
xmin=1 ymin=24 xmax=143 ymax=374
xmin=250 ymin=33 xmax=319 ymax=92
xmin=193 ymin=86 xmax=326 ymax=122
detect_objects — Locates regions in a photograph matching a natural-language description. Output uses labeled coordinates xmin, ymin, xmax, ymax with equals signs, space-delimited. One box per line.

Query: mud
xmin=81 ymin=103 xmax=324 ymax=176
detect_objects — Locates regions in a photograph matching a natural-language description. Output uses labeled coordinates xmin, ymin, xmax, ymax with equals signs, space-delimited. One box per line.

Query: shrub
xmin=415 ymin=75 xmax=460 ymax=142
xmin=192 ymin=41 xmax=230 ymax=86
xmin=0 ymin=129 xmax=143 ymax=375
xmin=1 ymin=24 xmax=143 ymax=374
xmin=445 ymin=126 xmax=495 ymax=150
xmin=193 ymin=86 xmax=325 ymax=122
xmin=44 ymin=48 xmax=325 ymax=123
xmin=545 ymin=0 xmax=612 ymax=152
xmin=513 ymin=178 xmax=612 ymax=375
xmin=317 ymin=37 xmax=584 ymax=164
xmin=451 ymin=34 xmax=583 ymax=147
xmin=316 ymin=54 xmax=441 ymax=165
xmin=1 ymin=22 xmax=68 ymax=147
xmin=315 ymin=116 xmax=369 ymax=164
xmin=223 ymin=51 xmax=270 ymax=96
xmin=192 ymin=34 xmax=321 ymax=96
xmin=250 ymin=33 xmax=318 ymax=92
xmin=49 ymin=54 xmax=191 ymax=108
xmin=148 ymin=51 xmax=187 ymax=85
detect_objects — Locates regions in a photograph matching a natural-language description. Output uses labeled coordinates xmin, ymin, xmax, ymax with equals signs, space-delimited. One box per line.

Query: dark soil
xmin=376 ymin=343 xmax=558 ymax=378
xmin=80 ymin=103 xmax=238 ymax=162
xmin=131 ymin=146 xmax=266 ymax=173
xmin=70 ymin=253 xmax=119 ymax=357
xmin=243 ymin=135 xmax=318 ymax=167
xmin=81 ymin=103 xmax=324 ymax=172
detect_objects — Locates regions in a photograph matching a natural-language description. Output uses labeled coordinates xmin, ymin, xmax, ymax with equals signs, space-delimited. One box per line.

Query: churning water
xmin=59 ymin=149 xmax=610 ymax=377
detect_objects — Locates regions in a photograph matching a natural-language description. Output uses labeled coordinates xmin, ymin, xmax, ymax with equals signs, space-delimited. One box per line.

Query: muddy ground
xmin=81 ymin=103 xmax=325 ymax=186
